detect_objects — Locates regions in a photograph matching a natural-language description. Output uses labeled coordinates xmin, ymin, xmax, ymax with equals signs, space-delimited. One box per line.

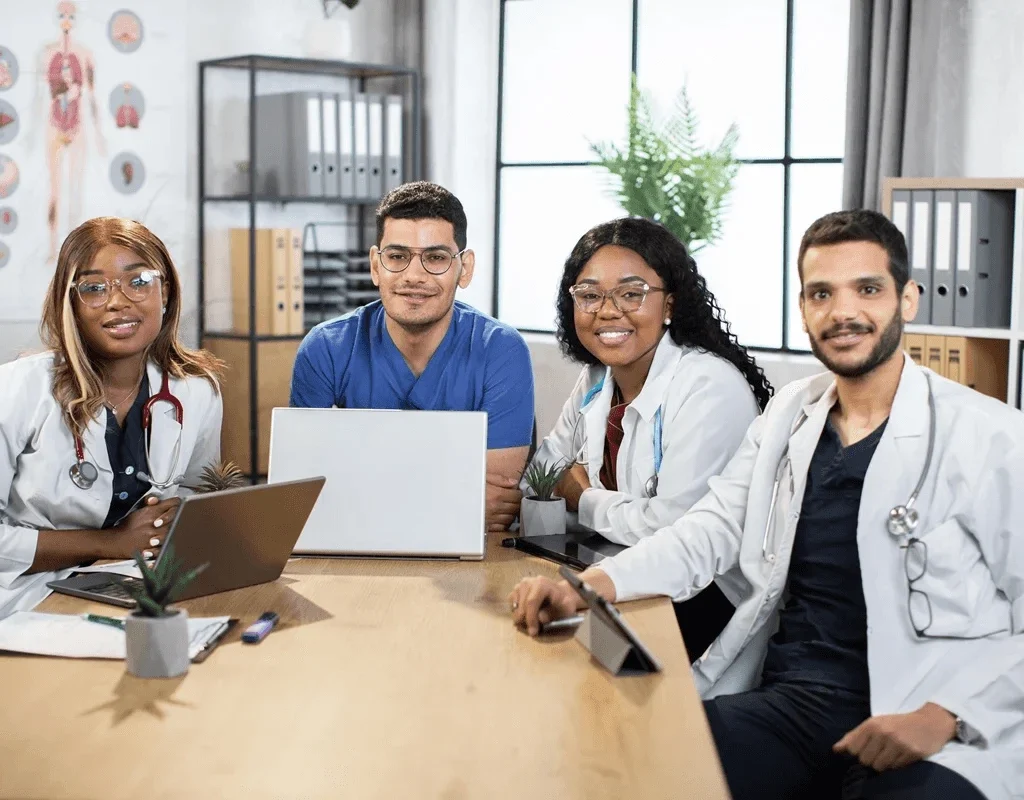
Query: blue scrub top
xmin=290 ymin=300 xmax=535 ymax=450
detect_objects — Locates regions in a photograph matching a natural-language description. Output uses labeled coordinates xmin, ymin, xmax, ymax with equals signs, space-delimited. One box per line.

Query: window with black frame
xmin=494 ymin=0 xmax=850 ymax=351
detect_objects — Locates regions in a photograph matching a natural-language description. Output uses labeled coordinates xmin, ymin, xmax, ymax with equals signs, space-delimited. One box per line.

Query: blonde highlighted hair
xmin=40 ymin=217 xmax=223 ymax=438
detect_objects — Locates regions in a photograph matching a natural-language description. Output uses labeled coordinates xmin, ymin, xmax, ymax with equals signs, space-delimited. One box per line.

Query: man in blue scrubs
xmin=291 ymin=181 xmax=535 ymax=531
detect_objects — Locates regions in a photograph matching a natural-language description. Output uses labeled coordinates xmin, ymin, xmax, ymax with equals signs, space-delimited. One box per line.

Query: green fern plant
xmin=523 ymin=460 xmax=571 ymax=501
xmin=125 ymin=542 xmax=208 ymax=618
xmin=591 ymin=76 xmax=740 ymax=253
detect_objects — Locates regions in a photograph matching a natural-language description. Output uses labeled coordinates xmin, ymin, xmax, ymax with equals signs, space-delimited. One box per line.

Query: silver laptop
xmin=48 ymin=478 xmax=326 ymax=608
xmin=268 ymin=408 xmax=487 ymax=560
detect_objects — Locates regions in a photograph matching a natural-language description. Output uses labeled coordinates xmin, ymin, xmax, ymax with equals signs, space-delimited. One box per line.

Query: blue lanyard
xmin=580 ymin=379 xmax=663 ymax=475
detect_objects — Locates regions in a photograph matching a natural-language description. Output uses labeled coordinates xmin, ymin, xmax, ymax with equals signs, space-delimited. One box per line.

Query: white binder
xmin=368 ymin=94 xmax=384 ymax=198
xmin=353 ymin=93 xmax=369 ymax=198
xmin=384 ymin=94 xmax=403 ymax=193
xmin=339 ymin=92 xmax=354 ymax=198
xmin=930 ymin=190 xmax=956 ymax=326
xmin=321 ymin=93 xmax=339 ymax=198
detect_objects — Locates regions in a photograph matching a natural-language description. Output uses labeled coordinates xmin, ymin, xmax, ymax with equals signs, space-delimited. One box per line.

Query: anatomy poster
xmin=0 ymin=1 xmax=186 ymax=327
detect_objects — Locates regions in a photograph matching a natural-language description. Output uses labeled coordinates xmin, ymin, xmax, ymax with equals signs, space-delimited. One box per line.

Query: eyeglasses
xmin=568 ymin=282 xmax=666 ymax=314
xmin=72 ymin=268 xmax=162 ymax=308
xmin=378 ymin=246 xmax=466 ymax=275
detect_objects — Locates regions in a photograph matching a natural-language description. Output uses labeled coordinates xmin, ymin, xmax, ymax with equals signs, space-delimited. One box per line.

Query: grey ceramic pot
xmin=125 ymin=609 xmax=190 ymax=679
xmin=520 ymin=497 xmax=567 ymax=536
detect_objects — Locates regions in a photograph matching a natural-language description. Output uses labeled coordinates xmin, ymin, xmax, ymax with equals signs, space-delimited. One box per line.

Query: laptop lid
xmin=165 ymin=477 xmax=325 ymax=600
xmin=268 ymin=408 xmax=487 ymax=559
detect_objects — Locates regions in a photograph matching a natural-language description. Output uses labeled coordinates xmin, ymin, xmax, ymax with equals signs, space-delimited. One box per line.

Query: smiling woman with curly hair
xmin=526 ymin=215 xmax=773 ymax=659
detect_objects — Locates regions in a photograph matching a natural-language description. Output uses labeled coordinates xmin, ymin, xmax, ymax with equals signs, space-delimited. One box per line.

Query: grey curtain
xmin=842 ymin=0 xmax=971 ymax=210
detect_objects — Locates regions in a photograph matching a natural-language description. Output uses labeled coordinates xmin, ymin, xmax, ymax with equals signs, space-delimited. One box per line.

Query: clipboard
xmin=559 ymin=566 xmax=661 ymax=675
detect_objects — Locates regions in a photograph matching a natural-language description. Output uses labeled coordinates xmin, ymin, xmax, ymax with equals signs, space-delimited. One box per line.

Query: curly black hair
xmin=555 ymin=217 xmax=774 ymax=411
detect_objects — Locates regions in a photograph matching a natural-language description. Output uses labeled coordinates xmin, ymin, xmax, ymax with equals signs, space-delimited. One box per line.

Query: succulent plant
xmin=126 ymin=542 xmax=207 ymax=618
xmin=191 ymin=460 xmax=247 ymax=494
xmin=522 ymin=460 xmax=572 ymax=501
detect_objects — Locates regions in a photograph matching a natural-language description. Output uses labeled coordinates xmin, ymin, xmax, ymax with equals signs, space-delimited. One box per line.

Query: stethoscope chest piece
xmin=887 ymin=504 xmax=919 ymax=537
xmin=69 ymin=459 xmax=99 ymax=490
xmin=645 ymin=474 xmax=658 ymax=498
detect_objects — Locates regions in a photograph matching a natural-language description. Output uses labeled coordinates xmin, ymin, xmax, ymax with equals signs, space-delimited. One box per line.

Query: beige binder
xmin=286 ymin=228 xmax=305 ymax=334
xmin=230 ymin=228 xmax=275 ymax=334
xmin=924 ymin=335 xmax=945 ymax=376
xmin=904 ymin=333 xmax=926 ymax=367
xmin=271 ymin=229 xmax=289 ymax=335
xmin=944 ymin=337 xmax=1009 ymax=402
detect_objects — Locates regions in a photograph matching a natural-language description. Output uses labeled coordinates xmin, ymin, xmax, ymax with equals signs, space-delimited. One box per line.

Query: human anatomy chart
xmin=110 ymin=82 xmax=144 ymax=129
xmin=0 ymin=47 xmax=19 ymax=91
xmin=39 ymin=1 xmax=105 ymax=262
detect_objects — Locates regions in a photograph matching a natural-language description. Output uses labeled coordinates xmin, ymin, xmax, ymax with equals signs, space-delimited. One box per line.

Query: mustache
xmin=823 ymin=323 xmax=874 ymax=339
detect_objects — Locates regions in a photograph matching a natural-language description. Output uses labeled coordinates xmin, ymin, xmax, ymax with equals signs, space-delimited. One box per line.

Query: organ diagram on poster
xmin=39 ymin=1 xmax=105 ymax=262
xmin=0 ymin=47 xmax=19 ymax=91
xmin=110 ymin=82 xmax=143 ymax=128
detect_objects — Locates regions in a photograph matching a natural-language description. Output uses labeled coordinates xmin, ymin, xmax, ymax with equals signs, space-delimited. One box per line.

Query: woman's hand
xmin=104 ymin=495 xmax=180 ymax=559
xmin=508 ymin=576 xmax=583 ymax=636
xmin=555 ymin=463 xmax=592 ymax=512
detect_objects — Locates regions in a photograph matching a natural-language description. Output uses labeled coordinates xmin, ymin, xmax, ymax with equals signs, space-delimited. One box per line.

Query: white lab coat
xmin=527 ymin=334 xmax=760 ymax=545
xmin=600 ymin=356 xmax=1024 ymax=800
xmin=0 ymin=352 xmax=222 ymax=617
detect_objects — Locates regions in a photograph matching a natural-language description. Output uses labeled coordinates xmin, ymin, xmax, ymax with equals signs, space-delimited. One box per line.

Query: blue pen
xmin=242 ymin=611 xmax=279 ymax=644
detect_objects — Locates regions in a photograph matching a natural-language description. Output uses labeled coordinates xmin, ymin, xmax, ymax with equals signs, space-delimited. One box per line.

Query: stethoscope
xmin=571 ymin=378 xmax=664 ymax=498
xmin=69 ymin=371 xmax=185 ymax=492
xmin=761 ymin=373 xmax=936 ymax=562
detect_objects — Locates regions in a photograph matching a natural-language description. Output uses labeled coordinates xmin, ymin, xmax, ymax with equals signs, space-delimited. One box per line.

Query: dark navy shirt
xmin=102 ymin=375 xmax=151 ymax=529
xmin=761 ymin=416 xmax=888 ymax=696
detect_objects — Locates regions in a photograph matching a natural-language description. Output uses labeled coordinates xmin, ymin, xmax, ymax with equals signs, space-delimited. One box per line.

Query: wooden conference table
xmin=0 ymin=539 xmax=729 ymax=800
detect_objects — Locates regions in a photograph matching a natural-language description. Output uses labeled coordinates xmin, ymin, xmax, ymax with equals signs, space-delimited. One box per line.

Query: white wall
xmin=962 ymin=0 xmax=1024 ymax=176
xmin=0 ymin=0 xmax=419 ymax=364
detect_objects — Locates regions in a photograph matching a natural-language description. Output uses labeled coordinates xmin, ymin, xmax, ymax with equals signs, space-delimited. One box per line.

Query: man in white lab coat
xmin=510 ymin=210 xmax=1023 ymax=800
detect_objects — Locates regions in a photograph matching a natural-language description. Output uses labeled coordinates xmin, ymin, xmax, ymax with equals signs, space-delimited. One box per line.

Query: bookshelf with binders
xmin=198 ymin=55 xmax=421 ymax=481
xmin=882 ymin=177 xmax=1024 ymax=408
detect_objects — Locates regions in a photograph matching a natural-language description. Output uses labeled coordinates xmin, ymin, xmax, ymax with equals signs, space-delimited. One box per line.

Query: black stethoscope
xmin=69 ymin=371 xmax=185 ymax=491
xmin=761 ymin=373 xmax=936 ymax=562
xmin=571 ymin=379 xmax=664 ymax=498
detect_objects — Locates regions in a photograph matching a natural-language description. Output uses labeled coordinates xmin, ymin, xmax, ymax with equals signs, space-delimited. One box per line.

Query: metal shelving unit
xmin=197 ymin=54 xmax=421 ymax=481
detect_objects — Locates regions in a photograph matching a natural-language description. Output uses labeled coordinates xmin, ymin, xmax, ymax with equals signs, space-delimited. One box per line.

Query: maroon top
xmin=599 ymin=389 xmax=628 ymax=492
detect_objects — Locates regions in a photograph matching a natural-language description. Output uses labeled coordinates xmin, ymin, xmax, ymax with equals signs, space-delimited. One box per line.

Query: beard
xmin=809 ymin=306 xmax=904 ymax=379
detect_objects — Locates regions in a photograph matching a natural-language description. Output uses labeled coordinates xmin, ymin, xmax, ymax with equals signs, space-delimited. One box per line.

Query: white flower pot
xmin=125 ymin=609 xmax=190 ymax=679
xmin=520 ymin=497 xmax=567 ymax=536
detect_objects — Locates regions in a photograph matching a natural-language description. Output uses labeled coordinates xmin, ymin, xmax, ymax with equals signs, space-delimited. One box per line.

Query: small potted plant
xmin=189 ymin=460 xmax=247 ymax=494
xmin=520 ymin=460 xmax=572 ymax=537
xmin=123 ymin=542 xmax=207 ymax=679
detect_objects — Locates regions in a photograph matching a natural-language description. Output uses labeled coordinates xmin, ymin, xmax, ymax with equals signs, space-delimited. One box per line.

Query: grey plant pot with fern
xmin=123 ymin=542 xmax=208 ymax=679
xmin=520 ymin=461 xmax=571 ymax=537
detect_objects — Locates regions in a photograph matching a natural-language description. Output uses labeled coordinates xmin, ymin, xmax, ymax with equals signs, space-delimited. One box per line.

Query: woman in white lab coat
xmin=526 ymin=217 xmax=772 ymax=657
xmin=0 ymin=217 xmax=224 ymax=616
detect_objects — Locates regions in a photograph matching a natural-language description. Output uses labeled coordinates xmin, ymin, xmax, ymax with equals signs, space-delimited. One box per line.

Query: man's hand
xmin=555 ymin=463 xmax=591 ymax=512
xmin=833 ymin=703 xmax=957 ymax=772
xmin=486 ymin=472 xmax=522 ymax=532
xmin=508 ymin=576 xmax=582 ymax=636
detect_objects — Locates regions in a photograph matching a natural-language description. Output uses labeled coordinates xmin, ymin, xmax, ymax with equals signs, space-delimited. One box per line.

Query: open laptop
xmin=268 ymin=408 xmax=487 ymax=560
xmin=47 ymin=477 xmax=326 ymax=608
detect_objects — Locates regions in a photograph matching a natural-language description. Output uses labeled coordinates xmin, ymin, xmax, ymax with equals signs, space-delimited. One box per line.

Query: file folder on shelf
xmin=924 ymin=335 xmax=945 ymax=375
xmin=271 ymin=229 xmax=290 ymax=335
xmin=287 ymin=228 xmax=305 ymax=334
xmin=230 ymin=229 xmax=276 ymax=335
xmin=254 ymin=92 xmax=324 ymax=197
xmin=322 ymin=94 xmax=340 ymax=198
xmin=953 ymin=190 xmax=1014 ymax=329
xmin=943 ymin=336 xmax=1009 ymax=402
xmin=367 ymin=94 xmax=384 ymax=198
xmin=353 ymin=94 xmax=369 ymax=198
xmin=910 ymin=190 xmax=934 ymax=325
xmin=339 ymin=92 xmax=355 ymax=198
xmin=930 ymin=190 xmax=956 ymax=326
xmin=384 ymin=94 xmax=403 ymax=193
xmin=904 ymin=333 xmax=925 ymax=367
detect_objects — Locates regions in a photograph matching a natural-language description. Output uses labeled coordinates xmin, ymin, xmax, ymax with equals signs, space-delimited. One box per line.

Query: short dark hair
xmin=556 ymin=217 xmax=773 ymax=411
xmin=797 ymin=209 xmax=909 ymax=292
xmin=375 ymin=181 xmax=468 ymax=250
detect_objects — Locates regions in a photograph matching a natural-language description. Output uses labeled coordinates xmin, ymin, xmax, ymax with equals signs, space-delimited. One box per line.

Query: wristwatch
xmin=954 ymin=715 xmax=981 ymax=745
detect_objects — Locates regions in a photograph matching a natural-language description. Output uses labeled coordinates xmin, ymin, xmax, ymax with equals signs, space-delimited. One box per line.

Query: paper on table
xmin=0 ymin=612 xmax=232 ymax=660
xmin=70 ymin=560 xmax=144 ymax=579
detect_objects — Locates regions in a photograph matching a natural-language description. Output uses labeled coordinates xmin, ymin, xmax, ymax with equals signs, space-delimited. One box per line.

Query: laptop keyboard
xmin=92 ymin=579 xmax=136 ymax=602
